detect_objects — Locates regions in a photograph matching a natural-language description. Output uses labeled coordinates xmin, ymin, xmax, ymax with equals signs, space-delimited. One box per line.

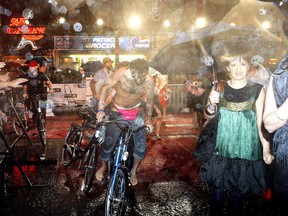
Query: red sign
xmin=6 ymin=17 xmax=46 ymax=35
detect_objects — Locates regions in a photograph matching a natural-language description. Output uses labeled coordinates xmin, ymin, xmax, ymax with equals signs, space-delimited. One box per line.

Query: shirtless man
xmin=96 ymin=59 xmax=155 ymax=186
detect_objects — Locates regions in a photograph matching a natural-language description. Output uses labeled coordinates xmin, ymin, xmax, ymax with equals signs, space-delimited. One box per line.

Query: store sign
xmin=6 ymin=18 xmax=46 ymax=35
xmin=54 ymin=36 xmax=151 ymax=50
xmin=6 ymin=17 xmax=45 ymax=50
xmin=119 ymin=36 xmax=151 ymax=51
xmin=86 ymin=37 xmax=115 ymax=49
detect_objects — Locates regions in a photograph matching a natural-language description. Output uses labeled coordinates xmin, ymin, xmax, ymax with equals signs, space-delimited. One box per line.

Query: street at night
xmin=0 ymin=0 xmax=288 ymax=216
xmin=0 ymin=114 xmax=277 ymax=216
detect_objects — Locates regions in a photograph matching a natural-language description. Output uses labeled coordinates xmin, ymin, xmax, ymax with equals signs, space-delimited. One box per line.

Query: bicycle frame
xmin=62 ymin=107 xmax=97 ymax=167
xmin=105 ymin=120 xmax=146 ymax=216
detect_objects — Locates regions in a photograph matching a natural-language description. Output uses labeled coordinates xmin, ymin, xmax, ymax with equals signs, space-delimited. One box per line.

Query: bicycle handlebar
xmin=97 ymin=119 xmax=149 ymax=133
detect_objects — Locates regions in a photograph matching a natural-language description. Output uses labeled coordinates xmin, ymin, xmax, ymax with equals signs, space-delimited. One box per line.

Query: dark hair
xmin=130 ymin=59 xmax=148 ymax=75
xmin=40 ymin=61 xmax=47 ymax=67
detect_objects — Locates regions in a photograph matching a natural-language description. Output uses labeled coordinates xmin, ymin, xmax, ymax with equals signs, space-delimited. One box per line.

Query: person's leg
xmin=96 ymin=160 xmax=108 ymax=181
xmin=29 ymin=98 xmax=38 ymax=129
xmin=228 ymin=191 xmax=244 ymax=216
xmin=96 ymin=111 xmax=120 ymax=181
xmin=196 ymin=110 xmax=205 ymax=129
xmin=131 ymin=113 xmax=146 ymax=185
xmin=210 ymin=187 xmax=226 ymax=216
xmin=155 ymin=116 xmax=162 ymax=140
xmin=130 ymin=159 xmax=141 ymax=186
xmin=162 ymin=107 xmax=167 ymax=121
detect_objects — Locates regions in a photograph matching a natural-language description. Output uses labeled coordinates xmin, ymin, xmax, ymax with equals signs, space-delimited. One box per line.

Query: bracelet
xmin=205 ymin=105 xmax=216 ymax=116
xmin=275 ymin=110 xmax=287 ymax=121
xmin=98 ymin=109 xmax=105 ymax=112
xmin=208 ymin=104 xmax=216 ymax=110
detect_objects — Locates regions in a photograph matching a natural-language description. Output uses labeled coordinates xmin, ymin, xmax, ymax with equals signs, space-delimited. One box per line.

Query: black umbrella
xmin=149 ymin=39 xmax=211 ymax=75
xmin=81 ymin=61 xmax=102 ymax=73
xmin=25 ymin=56 xmax=53 ymax=64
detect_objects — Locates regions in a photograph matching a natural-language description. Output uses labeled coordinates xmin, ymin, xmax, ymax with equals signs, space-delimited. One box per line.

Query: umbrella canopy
xmin=25 ymin=56 xmax=53 ymax=65
xmin=150 ymin=0 xmax=287 ymax=76
xmin=149 ymin=39 xmax=210 ymax=75
xmin=81 ymin=61 xmax=102 ymax=73
xmin=210 ymin=0 xmax=287 ymax=71
xmin=3 ymin=62 xmax=22 ymax=70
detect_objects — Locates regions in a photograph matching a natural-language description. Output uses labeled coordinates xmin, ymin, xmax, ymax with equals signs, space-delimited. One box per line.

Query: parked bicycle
xmin=104 ymin=119 xmax=148 ymax=216
xmin=12 ymin=100 xmax=28 ymax=136
xmin=61 ymin=107 xmax=97 ymax=167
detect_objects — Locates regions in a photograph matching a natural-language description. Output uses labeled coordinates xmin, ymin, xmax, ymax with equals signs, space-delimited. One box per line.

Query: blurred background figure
xmin=185 ymin=74 xmax=210 ymax=129
xmin=73 ymin=67 xmax=86 ymax=83
xmin=157 ymin=74 xmax=170 ymax=121
xmin=263 ymin=52 xmax=288 ymax=213
xmin=89 ymin=57 xmax=114 ymax=108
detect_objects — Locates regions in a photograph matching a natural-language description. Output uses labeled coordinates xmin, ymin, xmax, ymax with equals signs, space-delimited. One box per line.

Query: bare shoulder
xmin=112 ymin=67 xmax=128 ymax=79
xmin=146 ymin=73 xmax=154 ymax=81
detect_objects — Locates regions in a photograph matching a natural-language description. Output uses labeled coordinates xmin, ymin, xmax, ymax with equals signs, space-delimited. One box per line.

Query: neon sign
xmin=6 ymin=17 xmax=45 ymax=50
xmin=6 ymin=17 xmax=46 ymax=35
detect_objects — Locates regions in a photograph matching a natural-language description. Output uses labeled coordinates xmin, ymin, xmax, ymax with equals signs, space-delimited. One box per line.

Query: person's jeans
xmin=100 ymin=110 xmax=146 ymax=162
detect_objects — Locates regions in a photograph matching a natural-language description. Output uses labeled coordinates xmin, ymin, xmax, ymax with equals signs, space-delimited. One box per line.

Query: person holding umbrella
xmin=194 ymin=50 xmax=274 ymax=215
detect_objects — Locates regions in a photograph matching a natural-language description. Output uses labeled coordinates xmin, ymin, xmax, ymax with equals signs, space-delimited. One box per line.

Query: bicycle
xmin=12 ymin=100 xmax=28 ymax=136
xmin=104 ymin=119 xmax=148 ymax=216
xmin=25 ymin=94 xmax=49 ymax=146
xmin=61 ymin=107 xmax=97 ymax=167
xmin=80 ymin=120 xmax=106 ymax=192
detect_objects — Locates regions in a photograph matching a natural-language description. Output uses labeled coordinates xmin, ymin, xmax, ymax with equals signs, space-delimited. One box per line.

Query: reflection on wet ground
xmin=0 ymin=114 xmax=278 ymax=215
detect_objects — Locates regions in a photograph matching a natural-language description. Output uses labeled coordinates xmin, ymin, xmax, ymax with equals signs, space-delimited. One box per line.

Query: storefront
xmin=53 ymin=35 xmax=152 ymax=70
xmin=49 ymin=35 xmax=153 ymax=115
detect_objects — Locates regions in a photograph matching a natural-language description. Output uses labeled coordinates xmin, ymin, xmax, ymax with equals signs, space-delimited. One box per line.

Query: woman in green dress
xmin=197 ymin=54 xmax=274 ymax=215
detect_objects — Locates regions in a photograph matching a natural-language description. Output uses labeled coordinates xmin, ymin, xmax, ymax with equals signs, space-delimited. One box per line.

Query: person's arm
xmin=255 ymin=88 xmax=274 ymax=164
xmin=204 ymin=87 xmax=219 ymax=120
xmin=0 ymin=78 xmax=28 ymax=89
xmin=144 ymin=75 xmax=155 ymax=132
xmin=263 ymin=75 xmax=288 ymax=133
xmin=89 ymin=79 xmax=96 ymax=98
xmin=47 ymin=80 xmax=54 ymax=93
xmin=105 ymin=88 xmax=116 ymax=107
xmin=23 ymin=84 xmax=28 ymax=98
xmin=96 ymin=69 xmax=120 ymax=121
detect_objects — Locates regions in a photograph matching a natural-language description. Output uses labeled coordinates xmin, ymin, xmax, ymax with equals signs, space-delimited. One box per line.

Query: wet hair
xmin=40 ymin=61 xmax=47 ymax=67
xmin=130 ymin=59 xmax=149 ymax=76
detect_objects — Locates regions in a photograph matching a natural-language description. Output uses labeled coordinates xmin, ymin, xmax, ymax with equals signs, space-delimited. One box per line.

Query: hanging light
xmin=59 ymin=17 xmax=66 ymax=24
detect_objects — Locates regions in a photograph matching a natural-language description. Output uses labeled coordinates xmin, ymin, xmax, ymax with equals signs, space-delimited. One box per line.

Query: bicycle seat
xmin=78 ymin=111 xmax=91 ymax=120
xmin=71 ymin=122 xmax=83 ymax=131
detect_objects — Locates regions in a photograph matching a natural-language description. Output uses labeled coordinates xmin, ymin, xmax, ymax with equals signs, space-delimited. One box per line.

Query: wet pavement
xmin=0 ymin=114 xmax=278 ymax=215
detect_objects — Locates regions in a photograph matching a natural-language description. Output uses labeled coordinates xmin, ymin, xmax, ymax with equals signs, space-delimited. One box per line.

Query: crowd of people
xmin=1 ymin=51 xmax=288 ymax=214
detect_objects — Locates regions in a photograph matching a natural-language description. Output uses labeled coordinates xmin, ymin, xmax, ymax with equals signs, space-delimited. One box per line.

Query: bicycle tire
xmin=62 ymin=142 xmax=73 ymax=167
xmin=82 ymin=142 xmax=98 ymax=192
xmin=62 ymin=125 xmax=84 ymax=167
xmin=12 ymin=116 xmax=23 ymax=136
xmin=105 ymin=167 xmax=128 ymax=216
xmin=12 ymin=111 xmax=28 ymax=136
xmin=37 ymin=113 xmax=46 ymax=146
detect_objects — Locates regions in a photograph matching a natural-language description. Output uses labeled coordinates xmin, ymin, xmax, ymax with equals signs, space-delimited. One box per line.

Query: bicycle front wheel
xmin=37 ymin=113 xmax=46 ymax=146
xmin=105 ymin=167 xmax=128 ymax=216
xmin=62 ymin=142 xmax=73 ymax=167
xmin=82 ymin=142 xmax=98 ymax=192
